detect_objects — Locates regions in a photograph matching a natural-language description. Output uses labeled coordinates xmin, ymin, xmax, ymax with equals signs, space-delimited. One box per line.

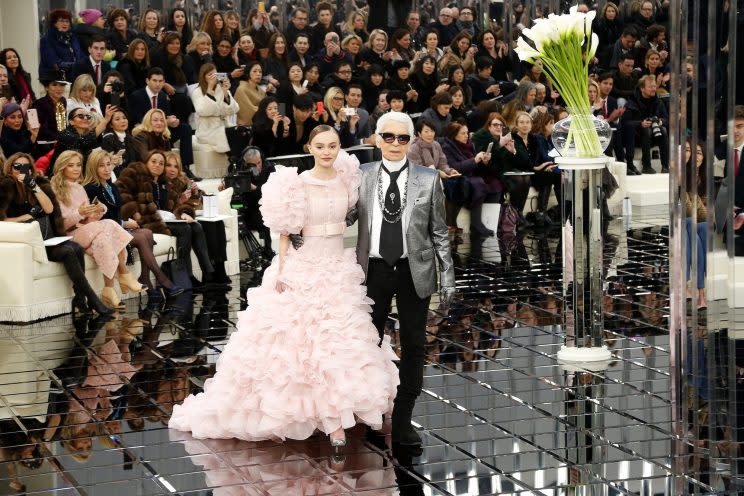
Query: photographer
xmin=620 ymin=75 xmax=669 ymax=175
xmin=97 ymin=71 xmax=128 ymax=113
xmin=221 ymin=146 xmax=274 ymax=257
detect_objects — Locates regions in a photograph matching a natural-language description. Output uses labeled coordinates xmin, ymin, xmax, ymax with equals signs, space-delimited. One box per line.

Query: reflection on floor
xmin=0 ymin=210 xmax=717 ymax=495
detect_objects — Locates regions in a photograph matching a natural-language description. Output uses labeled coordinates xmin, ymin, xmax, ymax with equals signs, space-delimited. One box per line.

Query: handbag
xmin=160 ymin=247 xmax=193 ymax=290
xmin=498 ymin=198 xmax=519 ymax=236
xmin=25 ymin=214 xmax=55 ymax=240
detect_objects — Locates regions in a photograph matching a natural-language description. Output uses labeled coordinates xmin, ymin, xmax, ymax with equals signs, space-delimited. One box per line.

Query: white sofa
xmin=0 ymin=190 xmax=240 ymax=323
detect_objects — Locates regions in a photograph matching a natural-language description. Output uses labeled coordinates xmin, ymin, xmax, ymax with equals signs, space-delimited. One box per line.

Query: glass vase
xmin=552 ymin=110 xmax=612 ymax=158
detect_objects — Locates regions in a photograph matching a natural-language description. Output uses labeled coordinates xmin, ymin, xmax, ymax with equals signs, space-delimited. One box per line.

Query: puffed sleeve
xmin=332 ymin=149 xmax=361 ymax=210
xmin=259 ymin=167 xmax=306 ymax=235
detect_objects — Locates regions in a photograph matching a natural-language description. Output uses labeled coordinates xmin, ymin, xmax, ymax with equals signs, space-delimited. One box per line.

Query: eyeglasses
xmin=461 ymin=11 xmax=473 ymax=16
xmin=380 ymin=133 xmax=411 ymax=144
xmin=490 ymin=122 xmax=504 ymax=128
xmin=332 ymin=96 xmax=345 ymax=101
xmin=336 ymin=70 xmax=352 ymax=75
xmin=439 ymin=14 xmax=452 ymax=18
xmin=74 ymin=113 xmax=92 ymax=120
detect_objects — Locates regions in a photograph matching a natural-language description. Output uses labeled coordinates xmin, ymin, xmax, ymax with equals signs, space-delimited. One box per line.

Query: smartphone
xmin=486 ymin=142 xmax=494 ymax=155
xmin=26 ymin=108 xmax=40 ymax=129
xmin=116 ymin=149 xmax=126 ymax=157
xmin=302 ymin=80 xmax=309 ymax=88
xmin=316 ymin=101 xmax=324 ymax=115
xmin=278 ymin=102 xmax=286 ymax=116
xmin=258 ymin=1 xmax=265 ymax=13
xmin=91 ymin=196 xmax=100 ymax=205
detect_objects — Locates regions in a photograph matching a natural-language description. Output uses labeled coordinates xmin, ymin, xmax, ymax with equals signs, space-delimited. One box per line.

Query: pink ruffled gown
xmin=169 ymin=151 xmax=399 ymax=441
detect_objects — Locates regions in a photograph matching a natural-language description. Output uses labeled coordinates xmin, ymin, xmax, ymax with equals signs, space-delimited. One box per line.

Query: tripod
xmin=236 ymin=207 xmax=273 ymax=272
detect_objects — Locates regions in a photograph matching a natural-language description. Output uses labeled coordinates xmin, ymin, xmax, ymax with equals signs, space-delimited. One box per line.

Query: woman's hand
xmin=349 ymin=113 xmax=360 ymax=131
xmin=448 ymin=169 xmax=461 ymax=177
xmin=337 ymin=108 xmax=347 ymax=123
xmin=163 ymin=83 xmax=176 ymax=96
xmin=124 ymin=219 xmax=139 ymax=229
xmin=179 ymin=189 xmax=192 ymax=203
xmin=435 ymin=83 xmax=450 ymax=93
xmin=275 ymin=278 xmax=288 ymax=293
xmin=181 ymin=213 xmax=195 ymax=223
xmin=230 ymin=67 xmax=244 ymax=79
xmin=207 ymin=72 xmax=218 ymax=91
xmin=406 ymin=88 xmax=418 ymax=101
xmin=475 ymin=151 xmax=487 ymax=163
xmin=78 ymin=204 xmax=98 ymax=216
xmin=498 ymin=133 xmax=511 ymax=148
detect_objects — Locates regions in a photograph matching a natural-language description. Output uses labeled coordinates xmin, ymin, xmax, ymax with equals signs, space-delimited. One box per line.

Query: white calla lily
xmin=588 ymin=33 xmax=599 ymax=58
xmin=585 ymin=10 xmax=597 ymax=38
xmin=515 ymin=36 xmax=541 ymax=61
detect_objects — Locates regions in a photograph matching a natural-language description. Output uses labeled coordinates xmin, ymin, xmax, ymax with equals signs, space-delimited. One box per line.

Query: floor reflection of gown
xmin=169 ymin=151 xmax=399 ymax=441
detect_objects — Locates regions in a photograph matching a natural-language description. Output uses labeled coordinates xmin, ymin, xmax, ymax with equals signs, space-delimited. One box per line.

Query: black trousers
xmin=166 ymin=221 xmax=214 ymax=275
xmin=366 ymin=258 xmax=431 ymax=415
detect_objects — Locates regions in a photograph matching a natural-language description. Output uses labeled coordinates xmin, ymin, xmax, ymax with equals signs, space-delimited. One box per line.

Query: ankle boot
xmin=469 ymin=204 xmax=495 ymax=237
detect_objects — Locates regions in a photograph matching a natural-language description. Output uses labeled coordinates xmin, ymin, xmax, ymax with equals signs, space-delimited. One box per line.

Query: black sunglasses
xmin=11 ymin=162 xmax=31 ymax=170
xmin=74 ymin=113 xmax=93 ymax=120
xmin=380 ymin=132 xmax=411 ymax=144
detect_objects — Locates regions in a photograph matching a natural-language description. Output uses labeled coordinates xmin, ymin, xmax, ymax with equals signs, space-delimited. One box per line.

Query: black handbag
xmin=160 ymin=247 xmax=193 ymax=290
xmin=24 ymin=215 xmax=55 ymax=240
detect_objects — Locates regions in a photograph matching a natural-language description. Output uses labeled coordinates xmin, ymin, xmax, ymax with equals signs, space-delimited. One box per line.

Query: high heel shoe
xmin=329 ymin=431 xmax=347 ymax=448
xmin=89 ymin=296 xmax=116 ymax=316
xmin=71 ymin=294 xmax=90 ymax=315
xmin=117 ymin=271 xmax=147 ymax=294
xmin=101 ymin=287 xmax=125 ymax=309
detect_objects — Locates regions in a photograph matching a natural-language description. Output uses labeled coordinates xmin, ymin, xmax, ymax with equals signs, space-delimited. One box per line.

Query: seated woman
xmin=163 ymin=151 xmax=230 ymax=286
xmin=235 ymin=34 xmax=259 ymax=66
xmin=319 ymin=86 xmax=359 ymax=148
xmin=685 ymin=140 xmax=707 ymax=309
xmin=419 ymin=92 xmax=453 ymax=136
xmin=115 ymin=39 xmax=150 ymax=95
xmin=274 ymin=62 xmax=310 ymax=104
xmin=31 ymin=70 xmax=69 ymax=156
xmin=442 ymin=121 xmax=499 ymax=236
xmin=100 ymin=107 xmax=136 ymax=175
xmin=130 ymin=108 xmax=171 ymax=162
xmin=116 ymin=150 xmax=218 ymax=290
xmin=408 ymin=119 xmax=458 ymax=179
xmin=50 ymin=150 xmax=145 ymax=309
xmin=83 ymin=149 xmax=183 ymax=298
xmin=47 ymin=106 xmax=114 ymax=176
xmin=66 ymin=74 xmax=102 ymax=118
xmin=185 ymin=32 xmax=214 ymax=80
xmin=0 ymin=152 xmax=113 ymax=316
xmin=191 ymin=63 xmax=248 ymax=159
xmin=0 ymin=48 xmax=36 ymax=103
xmin=250 ymin=96 xmax=290 ymax=158
xmin=212 ymin=36 xmax=244 ymax=89
xmin=0 ymin=102 xmax=39 ymax=158
xmin=529 ymin=111 xmax=562 ymax=227
xmin=234 ymin=61 xmax=266 ymax=126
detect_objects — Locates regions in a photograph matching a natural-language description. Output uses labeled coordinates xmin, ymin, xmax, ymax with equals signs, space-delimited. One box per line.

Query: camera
xmin=224 ymin=151 xmax=259 ymax=196
xmin=216 ymin=73 xmax=228 ymax=82
xmin=649 ymin=116 xmax=663 ymax=138
xmin=110 ymin=79 xmax=125 ymax=93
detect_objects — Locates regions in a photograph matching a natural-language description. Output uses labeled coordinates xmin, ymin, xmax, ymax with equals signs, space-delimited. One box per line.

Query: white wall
xmin=0 ymin=0 xmax=42 ymax=96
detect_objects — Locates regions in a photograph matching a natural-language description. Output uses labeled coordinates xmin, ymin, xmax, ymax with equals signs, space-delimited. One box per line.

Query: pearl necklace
xmin=376 ymin=166 xmax=408 ymax=224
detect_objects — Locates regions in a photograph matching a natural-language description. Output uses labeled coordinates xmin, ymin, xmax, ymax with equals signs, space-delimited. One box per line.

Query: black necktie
xmin=380 ymin=164 xmax=406 ymax=266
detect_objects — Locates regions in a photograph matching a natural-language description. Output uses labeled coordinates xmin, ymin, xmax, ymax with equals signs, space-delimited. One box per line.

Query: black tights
xmin=130 ymin=228 xmax=173 ymax=290
xmin=508 ymin=176 xmax=532 ymax=213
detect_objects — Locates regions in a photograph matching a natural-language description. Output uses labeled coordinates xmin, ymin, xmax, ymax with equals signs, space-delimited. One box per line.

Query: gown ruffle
xmin=169 ymin=151 xmax=399 ymax=441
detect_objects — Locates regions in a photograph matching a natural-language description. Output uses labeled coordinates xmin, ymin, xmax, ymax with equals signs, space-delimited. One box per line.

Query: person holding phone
xmin=0 ymin=102 xmax=39 ymax=157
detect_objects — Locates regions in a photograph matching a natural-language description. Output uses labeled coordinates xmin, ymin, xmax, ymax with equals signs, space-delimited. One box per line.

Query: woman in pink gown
xmin=169 ymin=125 xmax=399 ymax=448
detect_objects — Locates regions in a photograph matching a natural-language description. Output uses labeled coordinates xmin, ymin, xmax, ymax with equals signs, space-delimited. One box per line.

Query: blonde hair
xmin=69 ymin=74 xmax=97 ymax=102
xmin=138 ymin=8 xmax=161 ymax=33
xmin=588 ymin=79 xmax=600 ymax=102
xmin=164 ymin=150 xmax=187 ymax=182
xmin=341 ymin=34 xmax=363 ymax=52
xmin=82 ymin=148 xmax=111 ymax=186
xmin=132 ymin=108 xmax=172 ymax=140
xmin=366 ymin=29 xmax=388 ymax=50
xmin=323 ymin=86 xmax=344 ymax=122
xmin=51 ymin=150 xmax=84 ymax=205
xmin=186 ymin=31 xmax=213 ymax=55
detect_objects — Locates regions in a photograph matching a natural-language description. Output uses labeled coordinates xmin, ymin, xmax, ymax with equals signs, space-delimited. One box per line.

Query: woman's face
xmin=166 ymin=38 xmax=181 ymax=55
xmin=696 ymin=145 xmax=704 ymax=166
xmin=436 ymin=103 xmax=452 ymax=117
xmin=347 ymin=39 xmax=361 ymax=54
xmin=239 ymin=36 xmax=254 ymax=52
xmin=422 ymin=59 xmax=435 ymax=74
xmin=536 ymin=87 xmax=546 ymax=101
xmin=588 ymin=84 xmax=598 ymax=102
xmin=48 ymin=81 xmax=65 ymax=100
xmin=273 ymin=37 xmax=286 ymax=55
xmin=0 ymin=67 xmax=9 ymax=86
xmin=10 ymin=156 xmax=32 ymax=181
xmin=398 ymin=34 xmax=411 ymax=49
xmin=370 ymin=72 xmax=383 ymax=86
xmin=71 ymin=110 xmax=91 ymax=131
xmin=145 ymin=11 xmax=158 ymax=30
xmin=516 ymin=115 xmax=532 ymax=134
xmin=114 ymin=16 xmax=128 ymax=31
xmin=525 ymin=89 xmax=536 ymax=105
xmin=378 ymin=93 xmax=390 ymax=109
xmin=133 ymin=43 xmax=146 ymax=61
xmin=353 ymin=15 xmax=365 ymax=30
xmin=455 ymin=125 xmax=469 ymax=143
xmin=489 ymin=119 xmax=505 ymax=137
xmin=173 ymin=10 xmax=186 ymax=27
xmin=79 ymin=87 xmax=93 ymax=103
xmin=165 ymin=157 xmax=180 ymax=179
xmin=605 ymin=6 xmax=617 ymax=20
xmin=372 ymin=34 xmax=387 ymax=52
xmin=266 ymin=102 xmax=278 ymax=119
xmin=426 ymin=33 xmax=438 ymax=49
xmin=63 ymin=157 xmax=83 ymax=181
xmin=5 ymin=110 xmax=24 ymax=131
xmin=197 ymin=38 xmax=210 ymax=54
xmin=249 ymin=64 xmax=262 ymax=82
xmin=483 ymin=33 xmax=495 ymax=49
xmin=213 ymin=14 xmax=224 ymax=30
xmin=452 ymin=68 xmax=464 ymax=83
xmin=217 ymin=40 xmax=231 ymax=56
xmin=457 ymin=37 xmax=471 ymax=53
xmin=146 ymin=153 xmax=165 ymax=178
xmin=111 ymin=111 xmax=128 ymax=132
xmin=305 ymin=66 xmax=319 ymax=83
xmin=451 ymin=90 xmax=463 ymax=107
xmin=226 ymin=15 xmax=239 ymax=30
xmin=97 ymin=156 xmax=112 ymax=182
xmin=150 ymin=112 xmax=166 ymax=133
xmin=331 ymin=91 xmax=344 ymax=111
xmin=287 ymin=65 xmax=302 ymax=82
xmin=397 ymin=67 xmax=409 ymax=80
xmin=531 ymin=61 xmax=543 ymax=75
xmin=544 ymin=120 xmax=554 ymax=135
xmin=309 ymin=130 xmax=340 ymax=168
xmin=419 ymin=125 xmax=436 ymax=143
xmin=4 ymin=50 xmax=19 ymax=70
xmin=54 ymin=17 xmax=71 ymax=32
xmin=647 ymin=54 xmax=660 ymax=69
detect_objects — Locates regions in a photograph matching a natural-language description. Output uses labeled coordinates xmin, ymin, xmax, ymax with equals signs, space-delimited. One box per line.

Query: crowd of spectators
xmin=0 ymin=0 xmax=682 ymax=315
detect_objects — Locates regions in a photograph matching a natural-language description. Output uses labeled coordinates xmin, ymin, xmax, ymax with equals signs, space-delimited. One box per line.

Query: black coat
xmin=31 ymin=95 xmax=67 ymax=143
xmin=48 ymin=127 xmax=100 ymax=176
xmin=0 ymin=126 xmax=36 ymax=158
xmin=107 ymin=29 xmax=140 ymax=61
xmin=71 ymin=57 xmax=111 ymax=85
xmin=116 ymin=58 xmax=149 ymax=94
xmin=84 ymin=180 xmax=122 ymax=222
xmin=622 ymin=88 xmax=669 ymax=130
xmin=74 ymin=23 xmax=107 ymax=50
xmin=367 ymin=0 xmax=412 ymax=31
xmin=128 ymin=89 xmax=173 ymax=127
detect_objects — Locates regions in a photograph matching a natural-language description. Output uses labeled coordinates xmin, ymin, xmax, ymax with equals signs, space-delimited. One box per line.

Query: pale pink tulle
xmin=333 ymin=150 xmax=361 ymax=209
xmin=259 ymin=167 xmax=306 ymax=235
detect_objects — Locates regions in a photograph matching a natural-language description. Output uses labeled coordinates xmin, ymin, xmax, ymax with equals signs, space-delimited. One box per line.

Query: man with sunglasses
xmin=353 ymin=111 xmax=455 ymax=449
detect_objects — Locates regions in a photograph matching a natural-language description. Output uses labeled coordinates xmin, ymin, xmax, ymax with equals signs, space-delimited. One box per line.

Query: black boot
xmin=391 ymin=401 xmax=422 ymax=448
xmin=469 ymin=204 xmax=494 ymax=237
xmin=72 ymin=277 xmax=114 ymax=317
xmin=210 ymin=260 xmax=232 ymax=285
xmin=602 ymin=197 xmax=614 ymax=221
xmin=627 ymin=162 xmax=641 ymax=175
xmin=534 ymin=187 xmax=554 ymax=228
xmin=184 ymin=167 xmax=203 ymax=182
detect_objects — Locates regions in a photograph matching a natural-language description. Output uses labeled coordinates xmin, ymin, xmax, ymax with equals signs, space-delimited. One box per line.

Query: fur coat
xmin=165 ymin=175 xmax=201 ymax=219
xmin=0 ymin=175 xmax=66 ymax=236
xmin=114 ymin=162 xmax=171 ymax=235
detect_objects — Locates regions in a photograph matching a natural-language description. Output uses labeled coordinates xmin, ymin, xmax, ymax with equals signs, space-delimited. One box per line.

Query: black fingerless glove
xmin=24 ymin=174 xmax=37 ymax=190
xmin=288 ymin=233 xmax=304 ymax=250
xmin=28 ymin=205 xmax=43 ymax=218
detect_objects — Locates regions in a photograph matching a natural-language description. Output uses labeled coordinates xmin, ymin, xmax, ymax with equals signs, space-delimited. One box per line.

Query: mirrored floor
xmin=1 ymin=209 xmax=715 ymax=496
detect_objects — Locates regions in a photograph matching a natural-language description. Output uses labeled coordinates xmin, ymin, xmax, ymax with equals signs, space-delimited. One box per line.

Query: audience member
xmin=621 ymin=75 xmax=669 ymax=174
xmin=432 ymin=7 xmax=459 ymax=48
xmin=32 ymin=70 xmax=69 ymax=150
xmin=106 ymin=9 xmax=138 ymax=61
xmin=66 ymin=74 xmax=103 ymax=117
xmin=100 ymin=107 xmax=135 ymax=174
xmin=420 ymin=92 xmax=453 ymax=135
xmin=439 ymin=32 xmax=476 ymax=74
xmin=166 ymin=7 xmax=194 ymax=51
xmin=610 ymin=54 xmax=639 ymax=104
xmin=0 ymin=49 xmax=35 ymax=102
xmin=235 ymin=61 xmax=266 ymax=126
xmin=39 ymin=9 xmax=84 ymax=81
xmin=138 ymin=8 xmax=164 ymax=52
xmin=116 ymin=39 xmax=151 ymax=95
xmin=0 ymin=103 xmax=39 ymax=157
xmin=74 ymin=9 xmax=106 ymax=51
xmin=130 ymin=108 xmax=172 ymax=162
xmin=48 ymin=105 xmax=114 ymax=175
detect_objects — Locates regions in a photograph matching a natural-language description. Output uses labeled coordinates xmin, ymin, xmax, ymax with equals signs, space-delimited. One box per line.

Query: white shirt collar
xmin=381 ymin=157 xmax=407 ymax=172
xmin=145 ymin=87 xmax=159 ymax=100
xmin=90 ymin=56 xmax=100 ymax=67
